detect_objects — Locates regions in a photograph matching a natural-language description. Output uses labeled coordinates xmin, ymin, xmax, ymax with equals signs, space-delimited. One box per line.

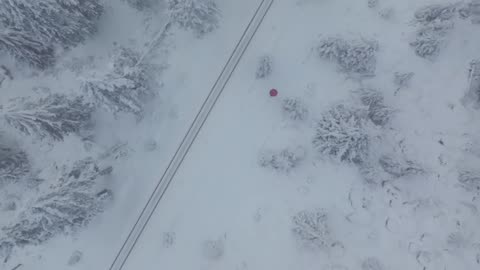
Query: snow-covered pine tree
xmin=1 ymin=158 xmax=113 ymax=251
xmin=168 ymin=0 xmax=220 ymax=37
xmin=82 ymin=46 xmax=157 ymax=118
xmin=0 ymin=28 xmax=55 ymax=69
xmin=1 ymin=94 xmax=94 ymax=141
xmin=0 ymin=0 xmax=103 ymax=68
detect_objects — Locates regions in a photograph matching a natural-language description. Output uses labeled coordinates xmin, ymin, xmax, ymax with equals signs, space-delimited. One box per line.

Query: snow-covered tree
xmin=81 ymin=46 xmax=157 ymax=118
xmin=259 ymin=146 xmax=306 ymax=173
xmin=316 ymin=36 xmax=379 ymax=76
xmin=168 ymin=0 xmax=220 ymax=37
xmin=1 ymin=94 xmax=94 ymax=141
xmin=256 ymin=55 xmax=273 ymax=79
xmin=1 ymin=158 xmax=113 ymax=250
xmin=313 ymin=104 xmax=370 ymax=165
xmin=292 ymin=209 xmax=332 ymax=250
xmin=0 ymin=140 xmax=30 ymax=187
xmin=0 ymin=0 xmax=103 ymax=68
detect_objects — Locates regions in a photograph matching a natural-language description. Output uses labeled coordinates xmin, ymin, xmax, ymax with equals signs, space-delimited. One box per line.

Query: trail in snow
xmin=109 ymin=1 xmax=273 ymax=269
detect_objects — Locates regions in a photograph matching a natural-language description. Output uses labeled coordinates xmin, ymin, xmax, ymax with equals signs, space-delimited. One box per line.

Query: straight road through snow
xmin=108 ymin=1 xmax=274 ymax=269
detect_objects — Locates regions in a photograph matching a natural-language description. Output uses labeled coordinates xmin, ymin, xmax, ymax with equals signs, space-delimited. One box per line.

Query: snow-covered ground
xmin=121 ymin=1 xmax=480 ymax=270
xmin=2 ymin=0 xmax=480 ymax=269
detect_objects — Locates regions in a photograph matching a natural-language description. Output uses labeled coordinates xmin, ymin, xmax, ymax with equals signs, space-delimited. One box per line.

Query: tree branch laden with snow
xmin=2 ymin=94 xmax=94 ymax=141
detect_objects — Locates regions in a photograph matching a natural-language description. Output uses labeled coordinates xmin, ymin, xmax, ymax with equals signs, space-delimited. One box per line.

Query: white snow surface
xmin=2 ymin=0 xmax=480 ymax=269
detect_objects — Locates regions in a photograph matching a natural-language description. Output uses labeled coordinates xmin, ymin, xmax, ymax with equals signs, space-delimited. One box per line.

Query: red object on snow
xmin=269 ymin=89 xmax=278 ymax=97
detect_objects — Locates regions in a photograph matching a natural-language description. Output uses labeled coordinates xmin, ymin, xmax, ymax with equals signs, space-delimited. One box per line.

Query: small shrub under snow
xmin=361 ymin=257 xmax=384 ymax=270
xmin=292 ymin=209 xmax=332 ymax=249
xmin=410 ymin=4 xmax=459 ymax=59
xmin=282 ymin=97 xmax=309 ymax=121
xmin=256 ymin=55 xmax=273 ymax=79
xmin=202 ymin=237 xmax=225 ymax=260
xmin=353 ymin=88 xmax=392 ymax=127
xmin=259 ymin=146 xmax=306 ymax=173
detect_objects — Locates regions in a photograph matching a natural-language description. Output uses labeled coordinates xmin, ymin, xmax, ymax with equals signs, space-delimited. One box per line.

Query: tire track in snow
xmin=109 ymin=0 xmax=274 ymax=269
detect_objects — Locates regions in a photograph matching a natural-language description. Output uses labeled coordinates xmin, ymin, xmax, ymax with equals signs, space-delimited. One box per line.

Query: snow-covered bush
xmin=316 ymin=36 xmax=379 ymax=76
xmin=458 ymin=170 xmax=480 ymax=192
xmin=259 ymin=146 xmax=306 ymax=173
xmin=0 ymin=141 xmax=30 ymax=187
xmin=1 ymin=94 xmax=94 ymax=141
xmin=0 ymin=0 xmax=104 ymax=68
xmin=1 ymin=158 xmax=113 ymax=253
xmin=361 ymin=257 xmax=384 ymax=270
xmin=82 ymin=46 xmax=157 ymax=118
xmin=358 ymin=161 xmax=389 ymax=184
xmin=168 ymin=0 xmax=220 ymax=37
xmin=410 ymin=4 xmax=458 ymax=59
xmin=410 ymin=22 xmax=453 ymax=59
xmin=282 ymin=97 xmax=309 ymax=121
xmin=313 ymin=104 xmax=370 ymax=165
xmin=292 ymin=209 xmax=332 ymax=249
xmin=353 ymin=88 xmax=392 ymax=127
xmin=256 ymin=55 xmax=273 ymax=79
xmin=414 ymin=4 xmax=457 ymax=24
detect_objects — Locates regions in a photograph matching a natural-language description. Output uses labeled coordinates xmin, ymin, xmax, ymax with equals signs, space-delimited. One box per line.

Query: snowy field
xmin=1 ymin=0 xmax=480 ymax=270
